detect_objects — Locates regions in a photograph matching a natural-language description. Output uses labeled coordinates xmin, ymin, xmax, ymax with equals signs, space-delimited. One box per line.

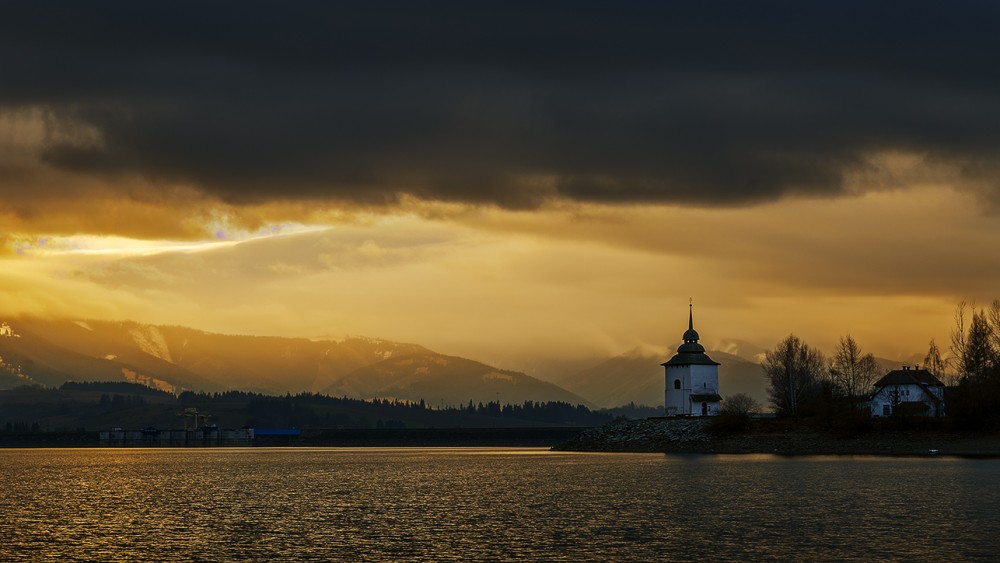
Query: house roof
xmin=871 ymin=368 xmax=944 ymax=406
xmin=873 ymin=368 xmax=943 ymax=388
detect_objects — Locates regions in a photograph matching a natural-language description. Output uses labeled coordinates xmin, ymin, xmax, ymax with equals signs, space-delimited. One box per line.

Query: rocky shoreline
xmin=552 ymin=417 xmax=1000 ymax=457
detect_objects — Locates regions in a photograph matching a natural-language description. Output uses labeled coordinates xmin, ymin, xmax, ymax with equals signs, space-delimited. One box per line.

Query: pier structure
xmin=99 ymin=426 xmax=254 ymax=446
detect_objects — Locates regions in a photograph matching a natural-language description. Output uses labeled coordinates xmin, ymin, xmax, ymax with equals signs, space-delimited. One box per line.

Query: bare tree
xmin=830 ymin=335 xmax=881 ymax=408
xmin=951 ymin=300 xmax=968 ymax=363
xmin=763 ymin=335 xmax=826 ymax=417
xmin=885 ymin=385 xmax=904 ymax=415
xmin=990 ymin=299 xmax=1000 ymax=355
xmin=949 ymin=298 xmax=1000 ymax=429
xmin=923 ymin=338 xmax=955 ymax=386
xmin=722 ymin=393 xmax=760 ymax=417
xmin=950 ymin=299 xmax=1000 ymax=383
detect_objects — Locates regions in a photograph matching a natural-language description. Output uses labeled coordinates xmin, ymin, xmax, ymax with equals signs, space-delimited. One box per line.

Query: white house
xmin=869 ymin=366 xmax=945 ymax=418
xmin=663 ymin=304 xmax=721 ymax=417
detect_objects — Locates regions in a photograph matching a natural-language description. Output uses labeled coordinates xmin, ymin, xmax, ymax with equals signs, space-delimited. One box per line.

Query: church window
xmin=674 ymin=379 xmax=681 ymax=390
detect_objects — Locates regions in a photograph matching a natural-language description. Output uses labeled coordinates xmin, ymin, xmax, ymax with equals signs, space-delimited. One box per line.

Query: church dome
xmin=677 ymin=339 xmax=705 ymax=354
xmin=682 ymin=327 xmax=700 ymax=342
xmin=661 ymin=303 xmax=719 ymax=367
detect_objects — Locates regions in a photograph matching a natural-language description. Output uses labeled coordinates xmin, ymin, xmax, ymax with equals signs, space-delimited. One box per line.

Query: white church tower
xmin=663 ymin=303 xmax=721 ymax=416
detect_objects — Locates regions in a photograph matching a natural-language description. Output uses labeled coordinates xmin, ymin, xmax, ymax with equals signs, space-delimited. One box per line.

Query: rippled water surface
xmin=2 ymin=448 xmax=999 ymax=561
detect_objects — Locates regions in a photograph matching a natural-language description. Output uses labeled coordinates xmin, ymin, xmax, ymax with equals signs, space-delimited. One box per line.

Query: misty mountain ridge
xmin=0 ymin=317 xmax=588 ymax=407
xmin=321 ymin=352 xmax=591 ymax=407
xmin=703 ymin=338 xmax=770 ymax=363
xmin=0 ymin=316 xmax=928 ymax=410
xmin=551 ymin=346 xmax=770 ymax=409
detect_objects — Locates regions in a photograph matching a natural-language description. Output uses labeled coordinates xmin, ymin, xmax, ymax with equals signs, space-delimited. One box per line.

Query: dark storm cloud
xmin=2 ymin=0 xmax=1000 ymax=207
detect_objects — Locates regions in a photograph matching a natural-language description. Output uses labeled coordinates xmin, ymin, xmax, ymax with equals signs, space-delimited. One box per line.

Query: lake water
xmin=1 ymin=448 xmax=998 ymax=561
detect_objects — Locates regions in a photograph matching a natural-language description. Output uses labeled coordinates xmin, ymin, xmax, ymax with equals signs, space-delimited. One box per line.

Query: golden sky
xmin=3 ymin=182 xmax=994 ymax=366
xmin=2 ymin=3 xmax=999 ymax=366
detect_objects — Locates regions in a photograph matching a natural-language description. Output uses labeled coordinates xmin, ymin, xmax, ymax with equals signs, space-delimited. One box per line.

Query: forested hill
xmin=0 ymin=381 xmax=612 ymax=432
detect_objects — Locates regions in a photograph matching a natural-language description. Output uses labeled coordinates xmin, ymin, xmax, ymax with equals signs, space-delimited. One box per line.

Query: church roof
xmin=661 ymin=304 xmax=720 ymax=367
xmin=690 ymin=393 xmax=722 ymax=402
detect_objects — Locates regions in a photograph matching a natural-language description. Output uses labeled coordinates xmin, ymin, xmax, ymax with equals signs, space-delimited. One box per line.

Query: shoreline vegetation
xmin=0 ymin=427 xmax=591 ymax=449
xmin=552 ymin=417 xmax=1000 ymax=457
xmin=4 ymin=418 xmax=1000 ymax=456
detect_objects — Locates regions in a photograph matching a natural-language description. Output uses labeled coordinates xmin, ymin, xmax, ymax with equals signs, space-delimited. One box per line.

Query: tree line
xmin=752 ymin=298 xmax=1000 ymax=430
xmin=761 ymin=333 xmax=881 ymax=419
xmin=0 ymin=384 xmax=614 ymax=432
xmin=948 ymin=300 xmax=1000 ymax=429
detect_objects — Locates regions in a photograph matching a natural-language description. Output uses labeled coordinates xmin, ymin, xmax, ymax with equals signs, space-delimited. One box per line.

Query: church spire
xmin=664 ymin=300 xmax=717 ymax=364
xmin=683 ymin=300 xmax=699 ymax=343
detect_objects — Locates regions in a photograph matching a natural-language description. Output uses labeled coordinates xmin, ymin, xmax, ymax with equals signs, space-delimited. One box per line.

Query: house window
xmin=674 ymin=379 xmax=681 ymax=390
xmin=882 ymin=404 xmax=891 ymax=416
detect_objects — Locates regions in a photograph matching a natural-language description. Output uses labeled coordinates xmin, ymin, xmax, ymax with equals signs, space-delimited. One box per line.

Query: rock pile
xmin=553 ymin=417 xmax=711 ymax=452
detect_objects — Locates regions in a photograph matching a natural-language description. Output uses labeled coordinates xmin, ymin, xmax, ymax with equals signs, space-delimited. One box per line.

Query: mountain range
xmin=0 ymin=317 xmax=589 ymax=406
xmin=0 ymin=316 xmax=912 ymax=409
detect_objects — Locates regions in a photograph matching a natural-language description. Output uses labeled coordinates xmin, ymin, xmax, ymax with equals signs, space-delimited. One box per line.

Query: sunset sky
xmin=3 ymin=2 xmax=1000 ymax=367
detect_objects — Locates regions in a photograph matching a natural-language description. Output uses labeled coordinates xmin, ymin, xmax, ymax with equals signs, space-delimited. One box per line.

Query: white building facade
xmin=663 ymin=305 xmax=721 ymax=416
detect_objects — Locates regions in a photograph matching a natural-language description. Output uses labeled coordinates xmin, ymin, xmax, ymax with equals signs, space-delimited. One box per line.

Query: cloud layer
xmin=3 ymin=1 xmax=1000 ymax=221
xmin=6 ymin=186 xmax=996 ymax=362
xmin=2 ymin=3 xmax=998 ymax=366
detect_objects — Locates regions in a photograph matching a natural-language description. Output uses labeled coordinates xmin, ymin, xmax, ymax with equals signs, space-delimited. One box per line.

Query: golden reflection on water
xmin=1 ymin=448 xmax=998 ymax=561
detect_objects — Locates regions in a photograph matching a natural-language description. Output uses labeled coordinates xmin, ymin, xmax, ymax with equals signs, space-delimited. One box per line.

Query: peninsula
xmin=553 ymin=418 xmax=1000 ymax=456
